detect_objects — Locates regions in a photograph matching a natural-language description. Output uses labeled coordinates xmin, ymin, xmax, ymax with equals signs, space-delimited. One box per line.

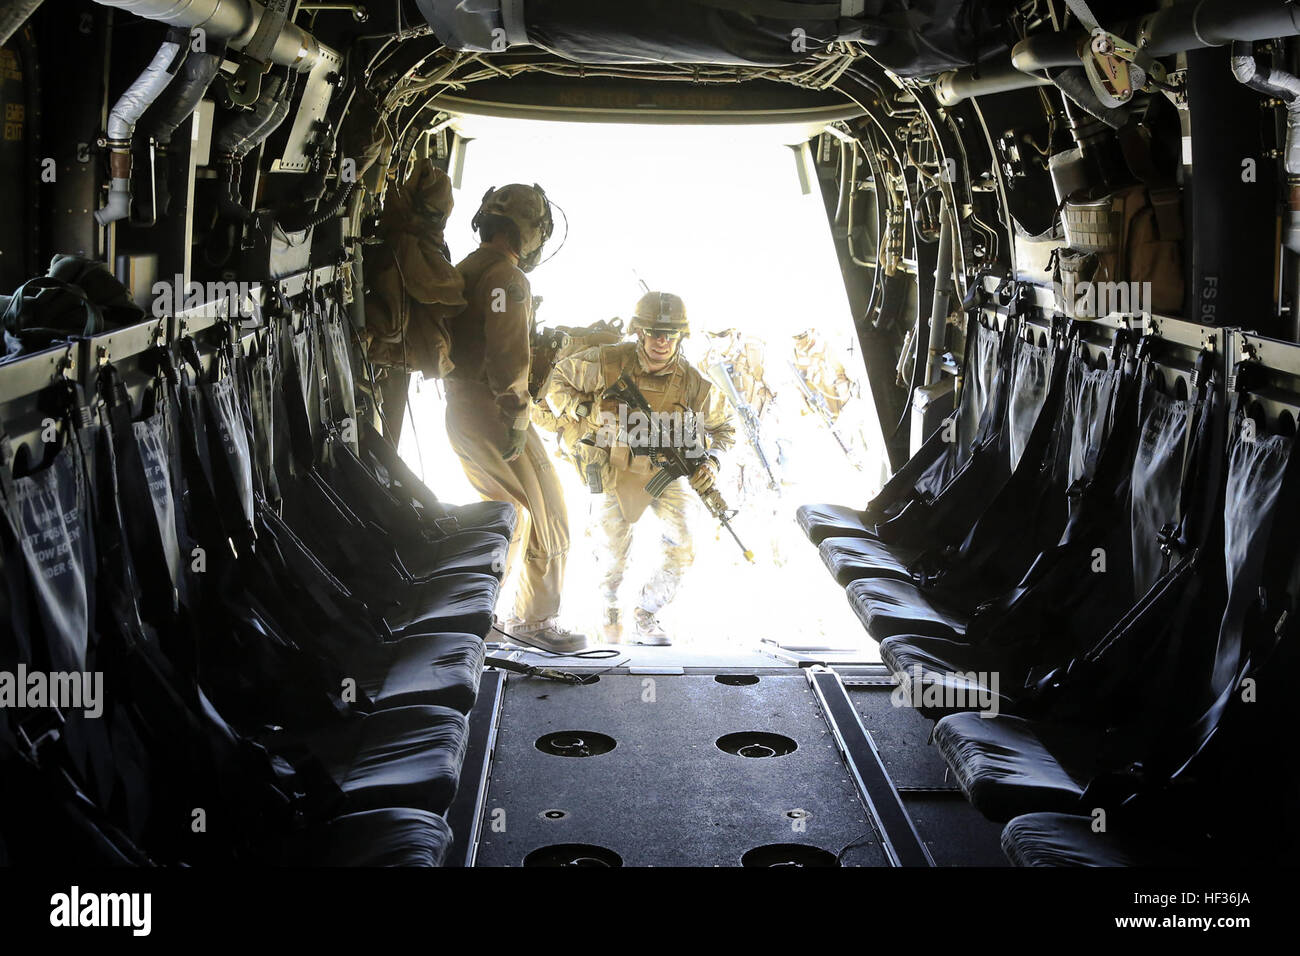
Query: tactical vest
xmin=598 ymin=343 xmax=711 ymax=477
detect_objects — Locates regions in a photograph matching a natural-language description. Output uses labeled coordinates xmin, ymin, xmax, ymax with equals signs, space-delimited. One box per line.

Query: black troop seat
xmin=879 ymin=358 xmax=1210 ymax=718
xmin=825 ymin=341 xmax=1122 ymax=590
xmin=844 ymin=333 xmax=1085 ymax=644
xmin=999 ymin=812 xmax=1210 ymax=867
xmin=943 ymin=400 xmax=1297 ymax=859
xmin=797 ymin=309 xmax=1012 ymax=546
xmin=316 ymin=809 xmax=456 ymax=867
xmin=0 ymin=275 xmax=517 ymax=867
xmin=350 ymin=632 xmax=488 ymax=713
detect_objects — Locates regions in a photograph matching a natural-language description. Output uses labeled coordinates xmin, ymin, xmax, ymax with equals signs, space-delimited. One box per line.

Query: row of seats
xmin=0 ymin=283 xmax=509 ymax=865
xmin=799 ymin=286 xmax=1300 ymax=865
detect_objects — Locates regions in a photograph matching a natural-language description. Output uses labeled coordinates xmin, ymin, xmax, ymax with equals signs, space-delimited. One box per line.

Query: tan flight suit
xmin=444 ymin=243 xmax=569 ymax=625
xmin=549 ymin=341 xmax=736 ymax=614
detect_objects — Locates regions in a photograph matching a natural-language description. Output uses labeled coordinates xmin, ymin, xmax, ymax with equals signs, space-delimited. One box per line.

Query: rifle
xmin=708 ymin=361 xmax=778 ymax=490
xmin=787 ymin=359 xmax=859 ymax=466
xmin=603 ymin=371 xmax=755 ymax=563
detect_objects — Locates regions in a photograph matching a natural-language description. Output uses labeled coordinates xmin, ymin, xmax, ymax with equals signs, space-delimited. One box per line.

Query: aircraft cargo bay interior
xmin=0 ymin=0 xmax=1296 ymax=917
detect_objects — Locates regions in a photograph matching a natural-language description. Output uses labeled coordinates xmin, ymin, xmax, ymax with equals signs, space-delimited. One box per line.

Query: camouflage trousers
xmin=599 ymin=476 xmax=694 ymax=615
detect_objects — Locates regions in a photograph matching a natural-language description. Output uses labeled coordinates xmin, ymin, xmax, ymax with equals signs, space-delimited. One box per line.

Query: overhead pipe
xmin=934 ymin=60 xmax=1054 ymax=106
xmin=1009 ymin=32 xmax=1085 ymax=75
xmin=95 ymin=31 xmax=187 ymax=225
xmin=1007 ymin=0 xmax=1300 ymax=78
xmin=937 ymin=0 xmax=1300 ymax=105
xmin=1 ymin=0 xmax=46 ymax=47
xmin=92 ymin=0 xmax=323 ymax=71
xmin=1135 ymin=0 xmax=1300 ymax=56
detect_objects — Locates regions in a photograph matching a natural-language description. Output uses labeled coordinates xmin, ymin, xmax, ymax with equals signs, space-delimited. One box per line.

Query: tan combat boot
xmin=602 ymin=607 xmax=623 ymax=644
xmin=633 ymin=608 xmax=671 ymax=646
xmin=507 ymin=618 xmax=588 ymax=655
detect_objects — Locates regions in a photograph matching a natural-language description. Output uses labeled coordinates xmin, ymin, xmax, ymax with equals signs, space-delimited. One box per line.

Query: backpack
xmin=1055 ymin=182 xmax=1185 ymax=318
xmin=530 ymin=318 xmax=626 ymax=492
xmin=1 ymin=255 xmax=144 ymax=359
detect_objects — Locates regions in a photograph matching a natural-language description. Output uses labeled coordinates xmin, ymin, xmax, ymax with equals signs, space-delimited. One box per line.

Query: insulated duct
xmin=95 ymin=32 xmax=186 ymax=225
xmin=145 ymin=38 xmax=226 ymax=151
xmin=1231 ymin=40 xmax=1300 ymax=181
xmin=140 ymin=38 xmax=226 ymax=220
xmin=1050 ymin=66 xmax=1130 ymax=130
xmin=214 ymin=70 xmax=291 ymax=220
xmin=1231 ymin=40 xmax=1300 ymax=329
xmin=215 ymin=70 xmax=289 ymax=160
xmin=92 ymin=0 xmax=323 ymax=70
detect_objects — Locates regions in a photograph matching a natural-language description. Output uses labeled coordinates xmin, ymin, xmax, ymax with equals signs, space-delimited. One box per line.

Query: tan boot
xmin=602 ymin=607 xmax=623 ymax=644
xmin=507 ymin=618 xmax=588 ymax=655
xmin=633 ymin=608 xmax=671 ymax=646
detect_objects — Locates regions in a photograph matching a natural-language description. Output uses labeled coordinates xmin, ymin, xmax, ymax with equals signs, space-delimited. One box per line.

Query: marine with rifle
xmin=546 ymin=291 xmax=738 ymax=646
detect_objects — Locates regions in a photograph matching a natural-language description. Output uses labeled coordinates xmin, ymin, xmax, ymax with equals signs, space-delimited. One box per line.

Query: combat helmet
xmin=471 ymin=183 xmax=554 ymax=272
xmin=629 ymin=291 xmax=689 ymax=337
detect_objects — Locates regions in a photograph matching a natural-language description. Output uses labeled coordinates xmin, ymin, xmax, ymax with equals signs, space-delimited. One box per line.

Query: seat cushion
xmin=351 ymin=632 xmax=485 ymax=714
xmin=934 ymin=713 xmax=1101 ymax=821
xmin=319 ymin=808 xmax=455 ymax=866
xmin=846 ymin=578 xmax=971 ymax=643
xmin=383 ymin=572 xmax=499 ymax=637
xmin=880 ymin=634 xmax=1014 ymax=718
xmin=795 ymin=503 xmax=875 ymax=545
xmin=304 ymin=705 xmax=469 ymax=815
xmin=430 ymin=500 xmax=516 ymax=540
xmin=819 ymin=536 xmax=920 ymax=587
xmin=1001 ymin=812 xmax=1205 ymax=867
xmin=399 ymin=530 xmax=508 ymax=580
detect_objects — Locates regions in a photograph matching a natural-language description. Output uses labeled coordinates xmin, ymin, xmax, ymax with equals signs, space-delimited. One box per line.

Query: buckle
xmin=1157 ymin=521 xmax=1180 ymax=556
xmin=17 ymin=707 xmax=65 ymax=763
xmin=434 ymin=516 xmax=460 ymax=536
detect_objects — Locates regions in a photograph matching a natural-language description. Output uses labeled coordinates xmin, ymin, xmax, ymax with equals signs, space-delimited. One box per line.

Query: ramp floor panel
xmin=902 ymin=793 xmax=1009 ymax=867
xmin=848 ymin=683 xmax=1008 ymax=865
xmin=477 ymin=673 xmax=887 ymax=867
xmin=847 ymin=683 xmax=954 ymax=790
